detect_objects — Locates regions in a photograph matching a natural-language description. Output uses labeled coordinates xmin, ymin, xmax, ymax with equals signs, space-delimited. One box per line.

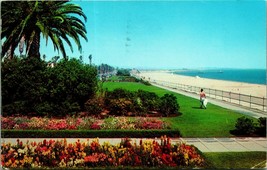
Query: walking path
xmin=151 ymin=83 xmax=266 ymax=118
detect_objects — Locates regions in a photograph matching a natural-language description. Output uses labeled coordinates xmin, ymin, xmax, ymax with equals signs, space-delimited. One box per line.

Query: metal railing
xmin=149 ymin=79 xmax=266 ymax=113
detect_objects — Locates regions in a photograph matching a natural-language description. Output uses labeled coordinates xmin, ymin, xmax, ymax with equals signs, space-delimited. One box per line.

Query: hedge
xmin=1 ymin=129 xmax=181 ymax=138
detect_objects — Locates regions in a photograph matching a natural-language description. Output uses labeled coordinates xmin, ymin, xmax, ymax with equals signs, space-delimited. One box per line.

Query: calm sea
xmin=173 ymin=69 xmax=266 ymax=85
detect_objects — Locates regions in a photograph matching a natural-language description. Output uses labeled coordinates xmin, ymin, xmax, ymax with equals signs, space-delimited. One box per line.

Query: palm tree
xmin=89 ymin=54 xmax=92 ymax=65
xmin=1 ymin=1 xmax=87 ymax=59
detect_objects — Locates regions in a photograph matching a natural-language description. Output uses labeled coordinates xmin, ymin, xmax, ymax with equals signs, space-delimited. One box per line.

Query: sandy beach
xmin=137 ymin=70 xmax=266 ymax=98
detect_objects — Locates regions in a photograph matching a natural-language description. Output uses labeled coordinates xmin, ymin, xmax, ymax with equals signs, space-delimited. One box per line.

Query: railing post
xmin=215 ymin=89 xmax=217 ymax=99
xmin=250 ymin=95 xmax=251 ymax=108
xmin=239 ymin=93 xmax=243 ymax=105
xmin=229 ymin=92 xmax=231 ymax=103
xmin=263 ymin=97 xmax=265 ymax=111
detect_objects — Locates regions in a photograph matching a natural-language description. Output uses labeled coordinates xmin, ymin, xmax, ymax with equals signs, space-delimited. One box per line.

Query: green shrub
xmin=108 ymin=98 xmax=133 ymax=116
xmin=1 ymin=58 xmax=48 ymax=115
xmin=84 ymin=96 xmax=104 ymax=116
xmin=159 ymin=94 xmax=180 ymax=117
xmin=137 ymin=90 xmax=160 ymax=111
xmin=140 ymin=79 xmax=151 ymax=86
xmin=104 ymin=88 xmax=135 ymax=115
xmin=1 ymin=129 xmax=181 ymax=138
xmin=47 ymin=59 xmax=98 ymax=115
xmin=105 ymin=88 xmax=134 ymax=99
xmin=116 ymin=69 xmax=131 ymax=76
xmin=258 ymin=117 xmax=266 ymax=128
xmin=104 ymin=88 xmax=180 ymax=117
xmin=2 ymin=58 xmax=98 ymax=116
xmin=235 ymin=116 xmax=255 ymax=135
xmin=256 ymin=117 xmax=266 ymax=136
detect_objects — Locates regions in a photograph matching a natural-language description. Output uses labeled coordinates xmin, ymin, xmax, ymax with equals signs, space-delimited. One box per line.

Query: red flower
xmin=49 ymin=139 xmax=54 ymax=145
xmin=84 ymin=154 xmax=98 ymax=163
xmin=134 ymin=155 xmax=141 ymax=166
xmin=90 ymin=123 xmax=101 ymax=130
xmin=162 ymin=153 xmax=172 ymax=165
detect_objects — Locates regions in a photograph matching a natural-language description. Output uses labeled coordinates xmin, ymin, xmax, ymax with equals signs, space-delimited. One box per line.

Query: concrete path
xmin=152 ymin=83 xmax=267 ymax=119
xmin=179 ymin=137 xmax=267 ymax=152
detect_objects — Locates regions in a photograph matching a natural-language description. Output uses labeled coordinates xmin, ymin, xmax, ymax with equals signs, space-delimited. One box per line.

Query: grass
xmin=203 ymin=152 xmax=267 ymax=169
xmin=102 ymin=82 xmax=258 ymax=138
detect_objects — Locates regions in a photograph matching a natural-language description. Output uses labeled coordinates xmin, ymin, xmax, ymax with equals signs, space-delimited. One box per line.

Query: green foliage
xmin=2 ymin=58 xmax=98 ymax=116
xmin=235 ymin=116 xmax=255 ymax=135
xmin=136 ymin=90 xmax=160 ymax=111
xmin=1 ymin=129 xmax=181 ymax=138
xmin=256 ymin=117 xmax=266 ymax=136
xmin=160 ymin=94 xmax=180 ymax=117
xmin=104 ymin=88 xmax=179 ymax=117
xmin=104 ymin=89 xmax=134 ymax=115
xmin=234 ymin=116 xmax=266 ymax=136
xmin=106 ymin=88 xmax=135 ymax=99
xmin=97 ymin=63 xmax=115 ymax=74
xmin=84 ymin=96 xmax=104 ymax=116
xmin=2 ymin=58 xmax=48 ymax=115
xmin=46 ymin=59 xmax=98 ymax=115
xmin=108 ymin=98 xmax=134 ymax=116
xmin=140 ymin=79 xmax=151 ymax=86
xmin=1 ymin=1 xmax=87 ymax=59
xmin=116 ymin=69 xmax=131 ymax=76
xmin=108 ymin=75 xmax=151 ymax=86
xmin=258 ymin=117 xmax=266 ymax=128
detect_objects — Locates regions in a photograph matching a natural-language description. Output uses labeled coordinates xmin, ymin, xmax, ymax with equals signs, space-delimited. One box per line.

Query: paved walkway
xmin=152 ymin=83 xmax=267 ymax=118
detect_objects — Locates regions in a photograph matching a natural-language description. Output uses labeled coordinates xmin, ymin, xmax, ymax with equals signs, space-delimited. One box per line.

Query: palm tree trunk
xmin=6 ymin=45 xmax=15 ymax=60
xmin=28 ymin=31 xmax=41 ymax=59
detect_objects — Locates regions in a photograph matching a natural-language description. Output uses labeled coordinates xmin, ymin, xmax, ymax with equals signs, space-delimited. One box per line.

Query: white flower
xmin=17 ymin=148 xmax=24 ymax=154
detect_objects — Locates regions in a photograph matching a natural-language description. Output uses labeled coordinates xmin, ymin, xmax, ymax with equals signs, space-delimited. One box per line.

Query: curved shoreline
xmin=138 ymin=71 xmax=266 ymax=98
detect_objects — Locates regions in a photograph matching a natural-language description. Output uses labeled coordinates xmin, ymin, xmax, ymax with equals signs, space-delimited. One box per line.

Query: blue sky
xmin=17 ymin=0 xmax=266 ymax=69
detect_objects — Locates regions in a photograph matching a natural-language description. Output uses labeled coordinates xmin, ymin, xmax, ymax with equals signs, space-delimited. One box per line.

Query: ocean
xmin=173 ymin=69 xmax=266 ymax=85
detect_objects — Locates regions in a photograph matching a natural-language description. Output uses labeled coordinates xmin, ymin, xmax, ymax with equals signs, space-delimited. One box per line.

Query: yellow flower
xmin=5 ymin=159 xmax=12 ymax=167
xmin=52 ymin=152 xmax=56 ymax=159
xmin=67 ymin=160 xmax=74 ymax=167
xmin=184 ymin=153 xmax=189 ymax=159
xmin=59 ymin=159 xmax=66 ymax=167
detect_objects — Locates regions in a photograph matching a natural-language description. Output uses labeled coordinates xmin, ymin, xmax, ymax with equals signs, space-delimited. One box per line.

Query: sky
xmin=15 ymin=0 xmax=266 ymax=69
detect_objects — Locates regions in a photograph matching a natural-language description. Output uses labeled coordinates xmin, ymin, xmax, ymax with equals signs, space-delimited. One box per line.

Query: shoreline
xmin=137 ymin=71 xmax=266 ymax=98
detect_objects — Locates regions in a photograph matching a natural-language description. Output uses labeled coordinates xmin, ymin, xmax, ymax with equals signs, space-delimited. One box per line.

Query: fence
xmin=149 ymin=79 xmax=266 ymax=113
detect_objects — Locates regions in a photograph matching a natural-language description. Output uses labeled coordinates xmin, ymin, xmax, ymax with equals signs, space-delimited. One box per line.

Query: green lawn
xmin=203 ymin=152 xmax=267 ymax=169
xmin=103 ymin=82 xmax=257 ymax=138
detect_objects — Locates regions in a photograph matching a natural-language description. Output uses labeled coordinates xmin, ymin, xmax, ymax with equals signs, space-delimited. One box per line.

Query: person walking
xmin=200 ymin=89 xmax=207 ymax=109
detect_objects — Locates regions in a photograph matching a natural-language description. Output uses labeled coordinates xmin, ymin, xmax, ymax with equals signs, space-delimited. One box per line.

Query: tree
xmin=89 ymin=54 xmax=92 ymax=65
xmin=1 ymin=1 xmax=87 ymax=59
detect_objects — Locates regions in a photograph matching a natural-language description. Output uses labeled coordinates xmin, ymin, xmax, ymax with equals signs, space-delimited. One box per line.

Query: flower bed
xmin=1 ymin=136 xmax=205 ymax=168
xmin=1 ymin=116 xmax=170 ymax=130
